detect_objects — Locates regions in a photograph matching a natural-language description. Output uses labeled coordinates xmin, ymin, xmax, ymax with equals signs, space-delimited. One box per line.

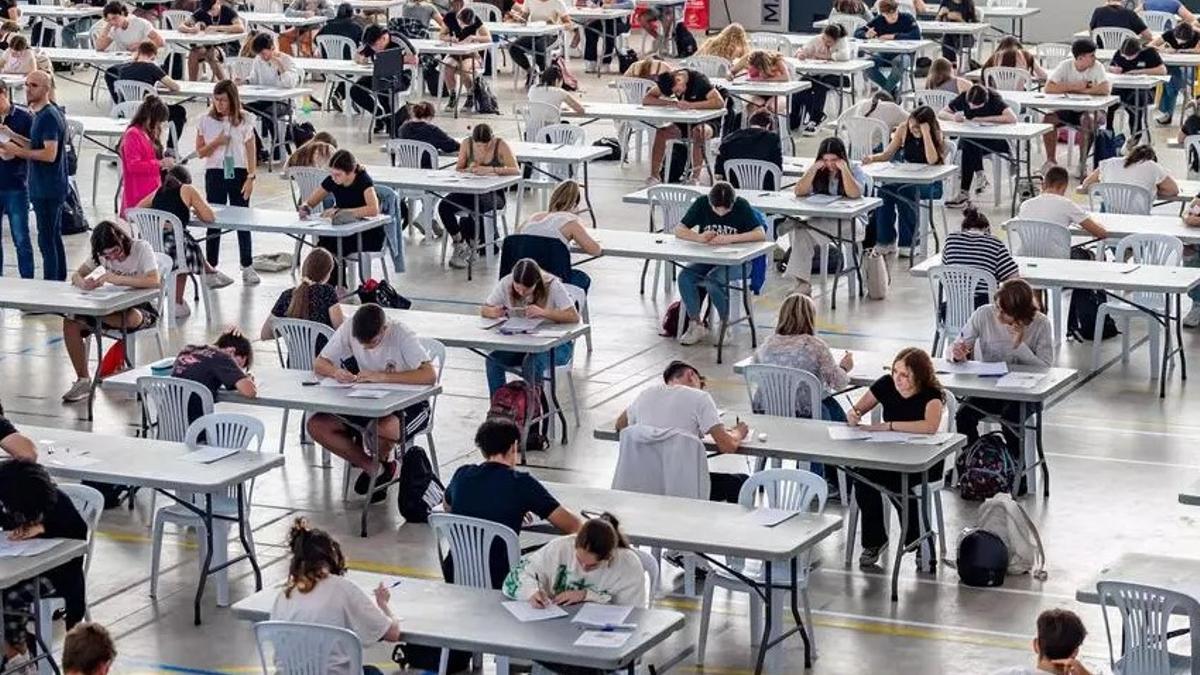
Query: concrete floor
xmin=4 ymin=48 xmax=1199 ymax=674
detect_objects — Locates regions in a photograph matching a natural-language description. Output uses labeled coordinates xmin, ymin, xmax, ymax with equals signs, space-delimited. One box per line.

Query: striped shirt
xmin=942 ymin=231 xmax=1020 ymax=285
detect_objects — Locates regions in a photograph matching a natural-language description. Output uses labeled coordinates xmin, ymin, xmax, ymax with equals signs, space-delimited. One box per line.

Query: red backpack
xmin=488 ymin=381 xmax=547 ymax=450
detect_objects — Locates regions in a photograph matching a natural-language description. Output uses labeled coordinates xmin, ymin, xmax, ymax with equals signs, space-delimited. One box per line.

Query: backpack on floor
xmin=862 ymin=249 xmax=890 ymax=300
xmin=970 ymin=492 xmax=1048 ymax=578
xmin=954 ymin=431 xmax=1018 ymax=502
xmin=1092 ymin=128 xmax=1126 ymax=169
xmin=1066 ymin=289 xmax=1119 ymax=341
xmin=396 ymin=445 xmax=444 ymax=523
xmin=488 ymin=381 xmax=547 ymax=451
xmin=470 ymin=76 xmax=500 ymax=114
xmin=956 ymin=529 xmax=1009 ymax=587
xmin=352 ymin=279 xmax=412 ymax=310
xmin=550 ymin=54 xmax=578 ymax=92
xmin=673 ymin=23 xmax=697 ymax=57
xmin=285 ymin=121 xmax=315 ymax=153
xmin=60 ymin=182 xmax=90 ymax=235
xmin=393 ymin=644 xmax=471 ymax=673
xmin=592 ymin=137 xmax=621 ymax=160
xmin=82 ymin=481 xmax=131 ymax=509
xmin=617 ymin=48 xmax=638 ymax=74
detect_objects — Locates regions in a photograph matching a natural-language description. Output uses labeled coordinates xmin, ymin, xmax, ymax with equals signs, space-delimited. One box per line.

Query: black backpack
xmin=470 ymin=77 xmax=500 ymax=115
xmin=352 ymin=279 xmax=412 ymax=309
xmin=82 ymin=480 xmax=131 ymax=509
xmin=396 ymin=446 xmax=443 ymax=523
xmin=421 ymin=57 xmax=442 ymax=97
xmin=673 ymin=23 xmax=697 ymax=57
xmin=616 ymin=48 xmax=638 ymax=74
xmin=1066 ymin=289 xmax=1119 ymax=342
xmin=957 ymin=530 xmax=1009 ymax=587
xmin=61 ymin=182 xmax=90 ymax=236
xmin=1092 ymin=128 xmax=1126 ymax=169
xmin=954 ymin=432 xmax=1018 ymax=502
xmin=592 ymin=137 xmax=621 ymax=161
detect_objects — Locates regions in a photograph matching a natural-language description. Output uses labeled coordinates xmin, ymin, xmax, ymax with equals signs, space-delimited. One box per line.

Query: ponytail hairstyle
xmin=283 ymin=518 xmax=347 ymax=598
xmin=575 ymin=512 xmax=631 ymax=562
xmin=508 ymin=257 xmax=550 ymax=308
xmin=960 ymin=206 xmax=990 ymax=231
xmin=864 ymin=91 xmax=894 ymax=118
xmin=410 ymin=100 xmax=436 ymax=120
xmin=161 ymin=165 xmax=192 ymax=191
xmin=89 ymin=220 xmax=133 ymax=265
xmin=1124 ymin=143 xmax=1157 ymax=168
xmin=538 ymin=64 xmax=564 ymax=88
xmin=286 ymin=248 xmax=335 ymax=320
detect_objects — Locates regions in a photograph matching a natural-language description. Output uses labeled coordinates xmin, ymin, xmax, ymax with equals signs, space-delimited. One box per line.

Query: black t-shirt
xmin=358 ymin=37 xmax=402 ymax=60
xmin=948 ymin=88 xmax=1009 ymax=119
xmin=192 ymin=4 xmax=238 ymax=27
xmin=172 ymin=344 xmax=247 ymax=421
xmin=1165 ymin=30 xmax=1200 ymax=50
xmin=1112 ymin=47 xmax=1163 ymax=72
xmin=443 ymin=11 xmax=482 ymax=40
xmin=321 ymin=169 xmax=374 ymax=209
xmin=869 ymin=375 xmax=942 ymax=423
xmin=680 ymin=195 xmax=759 ymax=235
xmin=938 ymin=0 xmax=977 ymax=22
xmin=318 ymin=18 xmax=364 ymax=48
xmin=1184 ymin=112 xmax=1200 ymax=136
xmin=117 ymin=61 xmax=168 ymax=86
xmin=0 ymin=414 xmax=17 ymax=446
xmin=1089 ymin=5 xmax=1148 ymax=35
xmin=679 ymin=69 xmax=715 ymax=103
xmin=271 ymin=283 xmax=339 ymax=326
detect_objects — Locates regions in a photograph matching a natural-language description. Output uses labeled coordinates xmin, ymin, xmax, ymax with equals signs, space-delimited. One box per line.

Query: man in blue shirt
xmin=854 ymin=0 xmax=922 ymax=99
xmin=2 ymin=71 xmax=68 ymax=280
xmin=0 ymin=86 xmax=33 ymax=278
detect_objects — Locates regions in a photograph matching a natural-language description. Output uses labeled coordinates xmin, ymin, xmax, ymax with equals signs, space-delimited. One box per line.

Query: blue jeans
xmin=865 ymin=54 xmax=909 ymax=98
xmin=678 ymin=263 xmax=747 ymax=322
xmin=874 ymin=182 xmax=943 ymax=247
xmin=31 ymin=198 xmax=65 ymax=281
xmin=0 ymin=189 xmax=33 ymax=278
xmin=1160 ymin=66 xmax=1188 ymax=116
xmin=486 ymin=343 xmax=575 ymax=395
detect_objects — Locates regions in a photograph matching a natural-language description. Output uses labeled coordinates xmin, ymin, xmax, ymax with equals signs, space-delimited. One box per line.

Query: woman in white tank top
xmin=517 ymin=180 xmax=602 ymax=290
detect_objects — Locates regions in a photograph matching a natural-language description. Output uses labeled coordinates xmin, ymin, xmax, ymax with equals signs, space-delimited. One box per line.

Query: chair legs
xmin=279 ymin=408 xmax=290 ymax=453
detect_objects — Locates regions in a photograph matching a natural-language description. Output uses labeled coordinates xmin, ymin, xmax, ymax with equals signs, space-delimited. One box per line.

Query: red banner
xmin=683 ymin=0 xmax=708 ymax=30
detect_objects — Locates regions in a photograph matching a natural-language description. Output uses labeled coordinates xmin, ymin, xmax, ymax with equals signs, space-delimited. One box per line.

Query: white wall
xmin=1021 ymin=0 xmax=1103 ymax=44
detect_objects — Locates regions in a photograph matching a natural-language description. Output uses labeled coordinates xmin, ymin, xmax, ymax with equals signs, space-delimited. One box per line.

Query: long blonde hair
xmin=776 ymin=293 xmax=817 ymax=337
xmin=547 ymin=180 xmax=581 ymax=213
xmin=747 ymin=50 xmax=784 ymax=77
xmin=625 ymin=56 xmax=671 ymax=80
xmin=698 ymin=22 xmax=748 ymax=61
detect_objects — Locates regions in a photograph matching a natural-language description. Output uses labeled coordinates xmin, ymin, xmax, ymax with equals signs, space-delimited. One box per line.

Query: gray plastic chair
xmin=37 ymin=483 xmax=104 ymax=649
xmin=417 ymin=337 xmax=446 ymax=477
xmin=271 ymin=317 xmax=335 ymax=454
xmin=1006 ymin=218 xmax=1071 ymax=345
xmin=1098 ymin=580 xmax=1199 ymax=675
xmin=725 ymin=159 xmax=783 ymax=192
xmin=928 ymin=265 xmax=998 ymax=356
xmin=1088 ymin=182 xmax=1153 ymax=215
xmin=254 ymin=621 xmax=363 ymax=674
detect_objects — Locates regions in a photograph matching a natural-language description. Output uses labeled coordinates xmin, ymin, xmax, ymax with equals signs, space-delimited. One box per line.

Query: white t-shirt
xmin=270 ymin=576 xmax=392 ymax=675
xmin=107 ymin=16 xmax=154 ymax=52
xmin=528 ymin=85 xmax=570 ymax=109
xmin=525 ymin=0 xmax=569 ymax=22
xmin=319 ymin=319 xmax=430 ymax=373
xmin=1048 ymin=58 xmax=1109 ymax=88
xmin=519 ymin=212 xmax=574 ymax=245
xmin=1097 ymin=156 xmax=1169 ymax=197
xmin=1017 ymin=193 xmax=1089 ymax=227
xmin=486 ymin=273 xmax=575 ymax=311
xmin=78 ymin=239 xmax=157 ymax=278
xmin=197 ymin=115 xmax=253 ymax=170
xmin=625 ymin=384 xmax=722 ymax=438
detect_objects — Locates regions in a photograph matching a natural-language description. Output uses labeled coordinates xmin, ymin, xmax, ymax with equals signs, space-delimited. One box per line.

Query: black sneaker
xmin=369 ymin=461 xmax=398 ymax=503
xmin=859 ymin=538 xmax=887 ymax=567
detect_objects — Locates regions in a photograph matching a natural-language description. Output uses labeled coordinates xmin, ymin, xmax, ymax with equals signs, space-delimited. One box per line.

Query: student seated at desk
xmin=270 ymin=518 xmax=402 ymax=675
xmin=438 ymin=4 xmax=490 ymax=107
xmin=854 ymin=0 xmax=922 ymax=100
xmin=1081 ymin=143 xmax=1179 ymax=200
xmin=914 ymin=0 xmax=979 ymax=63
xmin=172 ymin=327 xmax=257 ymax=421
xmin=1018 ymin=166 xmax=1110 ymax=239
xmin=846 ymin=347 xmax=944 ymax=572
xmin=713 ymin=111 xmax=783 ymax=188
xmin=786 ymin=137 xmax=866 ymax=296
xmin=862 ymin=105 xmax=947 ymax=256
xmin=1090 ymin=0 xmax=1153 ymax=46
xmin=981 ymin=36 xmax=1046 ymax=80
xmin=279 ymin=0 xmax=336 ymax=57
xmin=753 ymin=293 xmax=852 ymax=422
xmin=309 ymin=303 xmax=436 ymax=501
xmin=444 ymin=418 xmax=583 ymax=588
xmin=95 ymin=2 xmax=163 ymax=54
xmin=0 ymin=461 xmax=88 ymax=672
xmin=1106 ymin=37 xmax=1166 ymax=139
xmin=61 ymin=221 xmax=161 ymax=404
xmin=439 ymin=124 xmax=519 ymax=270
xmin=353 ymin=24 xmax=415 ymax=134
xmin=1040 ymin=38 xmax=1111 ymax=175
xmin=135 ymin=166 xmax=221 ymax=319
xmin=952 ymin=280 xmax=1054 ymax=481
xmin=109 ymin=42 xmax=186 ymax=151
xmin=480 ymin=258 xmax=579 ymax=395
xmin=260 ymin=248 xmax=344 ymax=348
xmin=286 ymin=132 xmax=336 ymax=170
xmin=673 ymin=182 xmax=767 ymax=346
xmin=297 ymin=149 xmax=383 ymax=286
xmin=179 ymin=0 xmax=244 ymax=82
xmin=62 ymin=622 xmax=117 ymax=675
xmin=516 ymin=179 xmax=602 ymax=290
xmin=0 ymin=35 xmax=36 ymax=75
xmin=925 ymin=57 xmax=971 ymax=95
xmin=240 ymin=33 xmax=301 ymax=159
xmin=989 ymin=608 xmax=1096 ymax=675
xmin=505 ymin=0 xmax=570 ymax=87
xmin=1154 ymin=22 xmax=1200 ymax=125
xmin=832 ymin=0 xmax=874 ymax=22
xmin=528 ymin=64 xmax=585 ymax=114
xmin=942 ymin=208 xmax=1019 ymax=305
xmin=938 ymin=84 xmax=1017 ymax=208
xmin=396 ymin=101 xmax=461 ymax=157
xmin=614 ymin=360 xmax=750 ymax=503
xmin=642 ymin=68 xmax=725 ymax=185
xmin=579 ymin=0 xmax=633 ymax=74
xmin=728 ymin=49 xmax=791 ymax=117
xmin=841 ymin=92 xmax=910 ymax=132
xmin=503 ymin=513 xmax=645 ymax=608
xmin=791 ymin=24 xmax=852 ymax=135
xmin=0 ymin=401 xmax=36 ymax=461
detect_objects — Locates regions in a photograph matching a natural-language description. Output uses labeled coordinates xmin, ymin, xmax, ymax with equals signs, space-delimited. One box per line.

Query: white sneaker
xmin=678 ymin=321 xmax=709 ymax=345
xmin=1184 ymin=305 xmax=1200 ymax=328
xmin=205 ymin=270 xmax=234 ymax=289
xmin=241 ymin=266 xmax=261 ymax=285
xmin=448 ymin=241 xmax=468 ymax=269
xmin=584 ymin=61 xmax=597 ymax=73
xmin=1155 ymin=110 xmax=1172 ymax=126
xmin=174 ymin=301 xmax=191 ymax=319
xmin=62 ymin=378 xmax=92 ymax=403
xmin=972 ymin=171 xmax=990 ymax=196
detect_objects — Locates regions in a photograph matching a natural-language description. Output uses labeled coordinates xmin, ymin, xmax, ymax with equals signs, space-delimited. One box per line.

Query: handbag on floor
xmin=861 ymin=249 xmax=890 ymax=300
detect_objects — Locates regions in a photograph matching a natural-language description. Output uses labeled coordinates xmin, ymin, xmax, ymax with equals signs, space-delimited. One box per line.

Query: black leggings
xmin=854 ymin=462 xmax=943 ymax=549
xmin=509 ymin=36 xmax=550 ymax=73
xmin=796 ymin=75 xmax=841 ymax=125
xmin=204 ymin=167 xmax=252 ymax=268
xmin=437 ymin=191 xmax=506 ymax=242
xmin=958 ymin=138 xmax=1009 ymax=191
xmin=583 ymin=18 xmax=627 ymax=63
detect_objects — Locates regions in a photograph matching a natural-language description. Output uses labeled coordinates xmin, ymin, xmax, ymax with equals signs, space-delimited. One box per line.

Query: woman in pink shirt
xmin=119 ymin=96 xmax=174 ymax=216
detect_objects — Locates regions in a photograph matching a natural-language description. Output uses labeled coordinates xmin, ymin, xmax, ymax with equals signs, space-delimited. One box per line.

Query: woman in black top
xmin=397 ymin=101 xmax=461 ymax=155
xmin=846 ymin=348 xmax=946 ymax=572
xmin=135 ymin=166 xmax=221 ymax=318
xmin=915 ymin=0 xmax=978 ymax=63
xmin=0 ymin=461 xmax=88 ymax=665
xmin=863 ymin=106 xmax=946 ymax=253
xmin=298 ymin=149 xmax=382 ymax=286
xmin=938 ymin=85 xmax=1017 ymax=207
xmin=437 ymin=6 xmax=490 ymax=109
xmin=259 ymin=247 xmax=344 ymax=354
xmin=1155 ymin=21 xmax=1200 ymax=124
xmin=1107 ymin=37 xmax=1166 ymax=138
xmin=352 ymin=24 xmax=414 ymax=134
xmin=438 ymin=123 xmax=519 ymax=269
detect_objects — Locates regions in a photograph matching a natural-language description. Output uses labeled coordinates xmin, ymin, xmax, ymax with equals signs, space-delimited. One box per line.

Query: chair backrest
xmin=113 ymin=79 xmax=154 ymax=104
xmin=315 ymin=34 xmax=356 ymax=60
xmin=632 ymin=547 xmax=659 ymax=603
xmin=914 ymin=89 xmax=958 ymax=112
xmin=1097 ymin=580 xmax=1200 ymax=675
xmin=837 ymin=116 xmax=889 ymax=162
xmin=418 ymin=337 xmax=446 ymax=413
xmin=136 ymin=376 xmax=214 ymax=443
xmin=110 ymin=100 xmax=141 ymax=120
xmin=613 ymin=424 xmax=710 ymax=500
xmin=254 ymin=621 xmax=363 ymax=675
xmin=66 ymin=119 xmax=83 ymax=156
xmin=738 ymin=467 xmax=828 ymax=513
xmin=185 ymin=412 xmax=265 ymax=452
xmin=224 ymin=56 xmax=254 ymax=80
xmin=288 ymin=167 xmax=331 ymax=211
xmin=928 ymin=265 xmax=998 ymax=339
xmin=537 ymin=122 xmax=585 ymax=147
xmin=428 ymin=513 xmax=519 ymax=590
xmin=648 ymin=185 xmax=699 ymax=233
xmin=521 ymin=101 xmax=561 ymax=142
xmin=465 ymin=1 xmax=502 ymax=22
xmin=57 ymin=484 xmax=104 ymax=577
xmin=153 ymin=253 xmax=173 ymax=312
xmin=748 ymin=32 xmax=792 ymax=53
xmin=680 ymin=55 xmax=731 ymax=78
xmin=271 ymin=317 xmax=335 ymax=371
xmin=1140 ymin=10 xmax=1175 ymax=33
xmin=1088 ymin=182 xmax=1152 ymax=215
xmin=827 ymin=14 xmax=867 ymax=34
xmin=741 ymin=363 xmax=825 ymax=420
xmin=498 ymin=234 xmax=572 ymax=281
xmin=162 ymin=9 xmax=192 ymax=29
xmin=725 ymin=159 xmax=782 ymax=191
xmin=1091 ymin=26 xmax=1138 ymax=50
xmin=383 ymin=138 xmax=438 ymax=169
xmin=613 ymin=76 xmax=653 ymax=104
xmin=126 ymin=208 xmax=184 ymax=262
xmin=1034 ymin=43 xmax=1072 ymax=71
xmin=1116 ymin=233 xmax=1183 ymax=267
xmin=1005 ymin=219 xmax=1071 ymax=259
xmin=983 ymin=66 xmax=1032 ymax=92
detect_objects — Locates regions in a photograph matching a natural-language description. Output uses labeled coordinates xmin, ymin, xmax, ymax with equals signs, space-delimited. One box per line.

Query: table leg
xmin=790 ymin=556 xmax=813 ymax=667
xmin=356 ymin=231 xmax=366 ymax=284
xmin=85 ymin=321 xmax=104 ymax=422
xmin=194 ymin=493 xmax=214 ymax=625
xmin=1020 ymin=400 xmax=1035 ymax=496
xmin=753 ymin=560 xmax=773 ymax=675
xmin=1160 ymin=292 xmax=1173 ymax=398
xmin=547 ymin=350 xmax=566 ymax=443
xmin=743 ymin=262 xmax=757 ymax=347
xmin=716 ymin=266 xmax=729 ymax=364
xmin=1177 ymin=293 xmax=1187 ymax=381
xmin=1036 ymin=404 xmax=1049 ymax=498
xmin=30 ymin=580 xmax=62 ymax=675
xmin=582 ymin=161 xmax=597 ymax=228
xmin=336 ymin=237 xmax=346 ymax=289
xmin=235 ymin=483 xmax=262 ymax=591
xmin=468 ymin=193 xmax=481 ymax=282
xmin=890 ymin=473 xmax=909 ymax=602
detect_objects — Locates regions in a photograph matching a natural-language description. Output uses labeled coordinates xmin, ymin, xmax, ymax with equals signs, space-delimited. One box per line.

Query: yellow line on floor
xmin=344 ymin=559 xmax=443 ymax=579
